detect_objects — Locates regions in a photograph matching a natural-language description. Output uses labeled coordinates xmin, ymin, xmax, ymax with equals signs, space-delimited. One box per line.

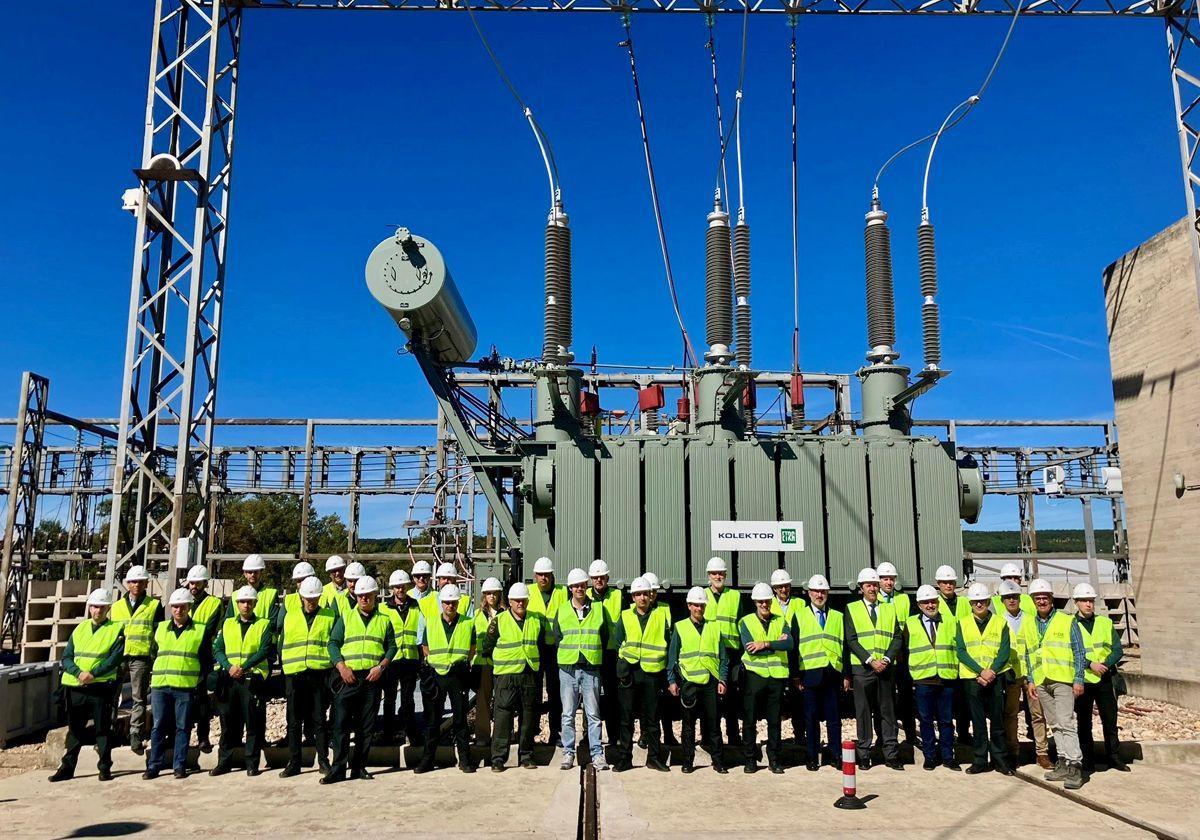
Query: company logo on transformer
xmin=718 ymin=531 xmax=775 ymax=540
xmin=710 ymin=521 xmax=804 ymax=552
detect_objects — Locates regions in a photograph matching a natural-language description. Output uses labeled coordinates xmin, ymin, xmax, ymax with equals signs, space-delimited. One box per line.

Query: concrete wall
xmin=1104 ymin=217 xmax=1200 ymax=681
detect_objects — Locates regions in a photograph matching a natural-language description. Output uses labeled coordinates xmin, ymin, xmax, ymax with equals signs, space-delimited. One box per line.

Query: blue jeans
xmin=559 ymin=664 xmax=603 ymax=760
xmin=914 ymin=682 xmax=955 ymax=763
xmin=149 ymin=687 xmax=194 ymax=773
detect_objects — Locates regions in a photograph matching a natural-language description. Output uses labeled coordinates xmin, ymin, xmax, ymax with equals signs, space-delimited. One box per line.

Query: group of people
xmin=48 ymin=553 xmax=1126 ymax=790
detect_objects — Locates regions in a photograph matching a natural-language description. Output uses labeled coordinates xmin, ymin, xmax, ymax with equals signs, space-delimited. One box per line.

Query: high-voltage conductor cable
xmin=788 ymin=17 xmax=804 ymax=425
xmin=619 ymin=15 xmax=698 ymax=368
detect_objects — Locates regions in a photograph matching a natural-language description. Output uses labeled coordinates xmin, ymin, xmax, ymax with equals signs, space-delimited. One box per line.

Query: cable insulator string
xmin=705 ymin=15 xmax=733 ymax=219
xmin=789 ymin=18 xmax=800 ymax=373
xmin=713 ymin=0 xmax=751 ymax=201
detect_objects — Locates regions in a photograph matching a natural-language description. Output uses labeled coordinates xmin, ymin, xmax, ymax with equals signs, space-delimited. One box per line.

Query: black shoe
xmin=885 ymin=759 xmax=905 ymax=771
xmin=198 ymin=739 xmax=213 ymax=754
xmin=319 ymin=772 xmax=345 ymax=785
xmin=414 ymin=761 xmax=436 ymax=775
xmin=965 ymin=764 xmax=991 ymax=775
xmin=459 ymin=762 xmax=476 ymax=774
xmin=246 ymin=767 xmax=261 ymax=777
xmin=279 ymin=765 xmax=301 ymax=778
xmin=806 ymin=759 xmax=819 ymax=772
xmin=744 ymin=764 xmax=757 ymax=774
xmin=130 ymin=741 xmax=145 ymax=756
xmin=173 ymin=769 xmax=188 ymax=779
xmin=352 ymin=769 xmax=375 ymax=780
xmin=997 ymin=765 xmax=1015 ymax=777
xmin=492 ymin=763 xmax=506 ymax=773
xmin=857 ymin=760 xmax=870 ymax=771
xmin=520 ymin=759 xmax=538 ymax=770
xmin=713 ymin=763 xmax=728 ymax=774
xmin=318 ymin=759 xmax=332 ymax=777
xmin=646 ymin=758 xmax=670 ymax=772
xmin=1109 ymin=759 xmax=1131 ymax=772
xmin=98 ymin=770 xmax=114 ymax=782
xmin=48 ymin=768 xmax=72 ymax=783
xmin=923 ymin=758 xmax=938 ymax=771
xmin=142 ymin=769 xmax=158 ymax=780
xmin=944 ymin=761 xmax=962 ymax=772
xmin=209 ymin=765 xmax=231 ymax=777
xmin=681 ymin=764 xmax=694 ymax=774
xmin=769 ymin=763 xmax=785 ymax=775
xmin=613 ymin=761 xmax=633 ymax=773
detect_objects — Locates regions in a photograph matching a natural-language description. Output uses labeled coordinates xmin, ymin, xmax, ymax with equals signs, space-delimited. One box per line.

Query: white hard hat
xmin=532 ymin=557 xmax=554 ymax=575
xmin=481 ymin=577 xmax=504 ymax=593
xmin=935 ymin=565 xmax=957 ymax=582
xmin=411 ymin=560 xmax=432 ymax=576
xmin=876 ymin=562 xmax=898 ymax=578
xmin=124 ymin=564 xmax=149 ymax=583
xmin=242 ymin=553 xmax=266 ymax=572
xmin=857 ymin=567 xmax=881 ymax=585
xmin=87 ymin=588 xmax=112 ymax=607
xmin=388 ymin=569 xmax=412 ymax=587
xmin=1028 ymin=578 xmax=1054 ymax=596
xmin=1072 ymin=582 xmax=1098 ymax=600
xmin=806 ymin=574 xmax=830 ymax=591
xmin=354 ymin=575 xmax=378 ymax=596
xmin=997 ymin=580 xmax=1022 ymax=597
xmin=508 ymin=582 xmax=530 ymax=601
xmin=566 ymin=568 xmax=589 ymax=587
xmin=235 ymin=585 xmax=258 ymax=602
xmin=168 ymin=587 xmax=194 ymax=607
xmin=769 ymin=569 xmax=792 ymax=587
xmin=299 ymin=577 xmax=323 ymax=599
xmin=439 ymin=583 xmax=462 ymax=603
xmin=643 ymin=572 xmax=661 ymax=590
xmin=292 ymin=561 xmax=316 ymax=580
xmin=435 ymin=562 xmax=459 ymax=579
xmin=345 ymin=562 xmax=366 ymax=579
xmin=588 ymin=559 xmax=610 ymax=577
xmin=1000 ymin=563 xmax=1023 ymax=579
xmin=186 ymin=565 xmax=209 ymax=584
xmin=686 ymin=586 xmax=707 ymax=605
xmin=751 ymin=582 xmax=773 ymax=602
xmin=629 ymin=576 xmax=651 ymax=594
xmin=967 ymin=582 xmax=991 ymax=601
xmin=325 ymin=555 xmax=347 ymax=572
xmin=706 ymin=557 xmax=727 ymax=574
xmin=915 ymin=584 xmax=939 ymax=602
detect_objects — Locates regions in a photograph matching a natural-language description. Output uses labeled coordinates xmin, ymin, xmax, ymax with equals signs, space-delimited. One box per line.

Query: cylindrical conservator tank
xmin=365 ymin=228 xmax=477 ymax=364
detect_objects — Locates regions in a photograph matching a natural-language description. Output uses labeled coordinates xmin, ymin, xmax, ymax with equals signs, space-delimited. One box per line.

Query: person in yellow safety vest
xmin=224 ymin=554 xmax=280 ymax=626
xmin=642 ymin=571 xmax=680 ymax=748
xmin=185 ymin=564 xmax=224 ymax=755
xmin=739 ymin=582 xmax=794 ymax=774
xmin=144 ymin=587 xmax=215 ymax=780
xmin=418 ymin=563 xmax=473 ymax=626
xmin=335 ymin=561 xmax=367 ymax=618
xmin=768 ymin=568 xmax=805 ymax=755
xmin=703 ymin=556 xmax=745 ymax=749
xmin=472 ymin=577 xmax=504 ymax=750
xmin=408 ymin=560 xmax=434 ymax=604
xmin=934 ymin=564 xmax=973 ymax=743
xmin=323 ymin=575 xmax=396 ymax=784
xmin=379 ymin=568 xmax=422 ymax=747
xmin=482 ymin=582 xmax=545 ymax=772
xmin=555 ymin=568 xmax=609 ymax=771
xmin=846 ymin=567 xmax=903 ymax=770
xmin=587 ymin=559 xmax=625 ymax=746
xmin=284 ymin=561 xmax=317 ymax=615
xmin=795 ymin=574 xmax=844 ymax=772
xmin=997 ymin=579 xmax=1050 ymax=769
xmin=611 ymin=576 xmax=670 ymax=773
xmin=210 ymin=585 xmax=275 ymax=777
xmin=110 ymin=564 xmax=162 ymax=756
xmin=322 ymin=555 xmax=348 ymax=609
xmin=877 ymin=562 xmax=917 ymax=746
xmin=415 ymin=583 xmax=477 ymax=774
xmin=667 ymin=586 xmax=729 ymax=774
xmin=1022 ymin=578 xmax=1087 ymax=790
xmin=1072 ymin=583 xmax=1128 ymax=773
xmin=903 ymin=585 xmax=960 ymax=771
xmin=276 ymin=575 xmax=335 ymax=778
xmin=49 ymin=588 xmax=125 ymax=783
xmin=991 ymin=563 xmax=1036 ymax=618
xmin=956 ymin=582 xmax=1014 ymax=775
xmin=528 ymin=556 xmax=567 ymax=748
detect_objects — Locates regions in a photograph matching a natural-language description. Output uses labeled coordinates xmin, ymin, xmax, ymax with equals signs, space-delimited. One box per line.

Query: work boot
xmin=97 ymin=770 xmax=114 ymax=782
xmin=1036 ymin=755 xmax=1054 ymax=770
xmin=1044 ymin=758 xmax=1069 ymax=781
xmin=612 ymin=760 xmax=632 ymax=773
xmin=279 ymin=765 xmax=301 ymax=779
xmin=246 ymin=767 xmax=261 ymax=777
xmin=351 ymin=769 xmax=375 ymax=781
xmin=681 ymin=763 xmax=694 ymax=774
xmin=1063 ymin=762 xmax=1084 ymax=790
xmin=198 ymin=739 xmax=213 ymax=754
xmin=209 ymin=765 xmax=231 ymax=777
xmin=769 ymin=763 xmax=785 ymax=775
xmin=806 ymin=759 xmax=820 ymax=772
xmin=713 ymin=762 xmax=728 ymax=774
xmin=923 ymin=758 xmax=938 ymax=771
xmin=885 ymin=759 xmax=905 ymax=771
xmin=1109 ymin=757 xmax=1131 ymax=772
xmin=965 ymin=764 xmax=991 ymax=775
xmin=130 ymin=741 xmax=145 ymax=756
xmin=645 ymin=757 xmax=670 ymax=772
xmin=318 ymin=758 xmax=332 ymax=777
xmin=173 ymin=769 xmax=188 ymax=779
xmin=492 ymin=762 xmax=506 ymax=773
xmin=521 ymin=759 xmax=538 ymax=770
xmin=319 ymin=772 xmax=345 ymax=785
xmin=47 ymin=767 xmax=72 ymax=783
xmin=458 ymin=762 xmax=476 ymax=774
xmin=561 ymin=754 xmax=575 ymax=771
xmin=413 ymin=759 xmax=436 ymax=775
xmin=141 ymin=769 xmax=159 ymax=780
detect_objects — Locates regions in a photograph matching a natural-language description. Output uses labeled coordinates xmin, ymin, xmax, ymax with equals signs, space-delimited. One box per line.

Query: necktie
xmin=869 ymin=603 xmax=877 ymax=625
xmin=818 ymin=610 xmax=826 ymax=629
xmin=925 ymin=618 xmax=936 ymax=646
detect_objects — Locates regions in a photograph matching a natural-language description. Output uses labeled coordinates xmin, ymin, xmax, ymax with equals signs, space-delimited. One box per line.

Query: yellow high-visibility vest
xmin=150 ymin=620 xmax=206 ymax=689
xmin=61 ymin=620 xmax=123 ymax=687
xmin=111 ymin=595 xmax=160 ymax=658
xmin=618 ymin=608 xmax=668 ymax=673
xmin=280 ymin=606 xmax=335 ymax=674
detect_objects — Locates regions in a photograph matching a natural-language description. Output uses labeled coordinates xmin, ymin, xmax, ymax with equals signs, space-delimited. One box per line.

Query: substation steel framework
xmin=103 ymin=0 xmax=1200 ymax=590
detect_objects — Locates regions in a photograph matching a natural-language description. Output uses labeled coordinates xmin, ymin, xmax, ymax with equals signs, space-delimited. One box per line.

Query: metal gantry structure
xmin=46 ymin=0 xmax=1196 ymax=591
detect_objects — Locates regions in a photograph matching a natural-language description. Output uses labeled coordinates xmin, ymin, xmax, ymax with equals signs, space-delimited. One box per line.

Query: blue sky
xmin=0 ymin=8 xmax=1181 ymax=536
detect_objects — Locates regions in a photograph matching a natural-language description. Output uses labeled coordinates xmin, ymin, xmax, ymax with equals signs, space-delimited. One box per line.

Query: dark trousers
xmin=659 ymin=685 xmax=680 ymax=743
xmin=964 ymin=673 xmax=1008 ymax=768
xmin=742 ymin=672 xmax=784 ymax=768
xmin=330 ymin=670 xmax=381 ymax=776
xmin=953 ymin=680 xmax=972 ymax=741
xmin=422 ymin=664 xmax=471 ymax=765
xmin=801 ymin=667 xmax=842 ymax=763
xmin=194 ymin=687 xmax=213 ymax=745
xmin=382 ymin=658 xmax=419 ymax=743
xmin=1076 ymin=676 xmax=1121 ymax=769
xmin=216 ymin=675 xmax=267 ymax=770
xmin=852 ymin=666 xmax=898 ymax=763
xmin=285 ymin=669 xmax=330 ymax=769
xmin=894 ymin=664 xmax=917 ymax=742
xmin=617 ymin=667 xmax=663 ymax=764
xmin=491 ymin=670 xmax=538 ymax=766
xmin=537 ymin=643 xmax=561 ymax=741
xmin=600 ymin=649 xmax=620 ymax=744
xmin=148 ymin=687 xmax=193 ymax=773
xmin=679 ymin=680 xmax=722 ymax=767
xmin=914 ymin=681 xmax=955 ymax=763
xmin=721 ymin=649 xmax=743 ymax=744
xmin=59 ymin=684 xmax=117 ymax=776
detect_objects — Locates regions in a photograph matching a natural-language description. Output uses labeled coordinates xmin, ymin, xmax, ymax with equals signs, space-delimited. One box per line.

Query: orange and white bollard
xmin=834 ymin=739 xmax=866 ymax=810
